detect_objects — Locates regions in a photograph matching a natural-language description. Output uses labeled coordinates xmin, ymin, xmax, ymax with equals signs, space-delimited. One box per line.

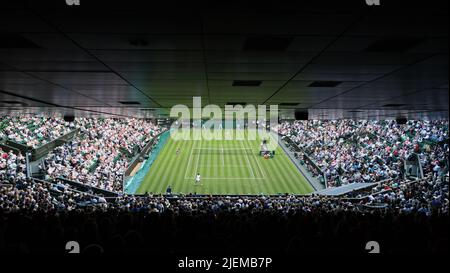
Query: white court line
xmin=240 ymin=140 xmax=255 ymax=178
xmin=221 ymin=147 xmax=225 ymax=166
xmin=195 ymin=140 xmax=202 ymax=176
xmin=192 ymin=148 xmax=252 ymax=151
xmin=184 ymin=142 xmax=195 ymax=179
xmin=184 ymin=177 xmax=265 ymax=180
xmin=247 ymin=139 xmax=266 ymax=179
xmin=197 ymin=164 xmax=250 ymax=168
xmin=185 ymin=144 xmax=263 ymax=180
xmin=242 ymin=130 xmax=266 ymax=179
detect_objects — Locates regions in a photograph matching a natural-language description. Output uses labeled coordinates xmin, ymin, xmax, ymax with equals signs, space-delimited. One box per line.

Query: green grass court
xmin=136 ymin=129 xmax=313 ymax=195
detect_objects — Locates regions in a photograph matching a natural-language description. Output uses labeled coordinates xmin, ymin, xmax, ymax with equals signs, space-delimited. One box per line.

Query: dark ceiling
xmin=0 ymin=0 xmax=448 ymax=120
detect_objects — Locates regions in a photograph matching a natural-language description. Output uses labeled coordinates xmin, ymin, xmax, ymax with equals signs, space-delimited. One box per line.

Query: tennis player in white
xmin=195 ymin=173 xmax=201 ymax=185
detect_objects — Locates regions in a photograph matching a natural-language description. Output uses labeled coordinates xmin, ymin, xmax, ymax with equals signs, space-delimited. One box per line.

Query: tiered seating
xmin=44 ymin=118 xmax=162 ymax=192
xmin=0 ymin=116 xmax=76 ymax=148
xmin=277 ymin=120 xmax=449 ymax=188
xmin=0 ymin=117 xmax=447 ymax=217
xmin=0 ymin=117 xmax=447 ymax=254
xmin=1 ymin=172 xmax=447 ymax=217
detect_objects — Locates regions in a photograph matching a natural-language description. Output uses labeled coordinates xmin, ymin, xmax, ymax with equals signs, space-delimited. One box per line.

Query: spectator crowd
xmin=0 ymin=170 xmax=448 ymax=253
xmin=0 ymin=148 xmax=27 ymax=183
xmin=0 ymin=117 xmax=447 ymax=215
xmin=0 ymin=117 xmax=448 ymax=253
xmin=1 ymin=174 xmax=448 ymax=216
xmin=0 ymin=116 xmax=76 ymax=148
xmin=44 ymin=118 xmax=162 ymax=192
xmin=276 ymin=120 xmax=449 ymax=187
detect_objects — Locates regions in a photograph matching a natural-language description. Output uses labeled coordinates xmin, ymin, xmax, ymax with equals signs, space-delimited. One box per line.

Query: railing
xmin=405 ymin=153 xmax=424 ymax=179
xmin=124 ymin=131 xmax=171 ymax=194
xmin=4 ymin=128 xmax=80 ymax=161
xmin=0 ymin=143 xmax=21 ymax=155
xmin=26 ymin=152 xmax=31 ymax=179
xmin=124 ymin=131 xmax=166 ymax=178
xmin=28 ymin=176 xmax=436 ymax=207
xmin=55 ymin=177 xmax=119 ymax=197
xmin=129 ymin=193 xmax=312 ymax=199
xmin=338 ymin=177 xmax=429 ymax=202
xmin=20 ymin=176 xmax=437 ymax=213
xmin=335 ymin=178 xmax=394 ymax=201
xmin=30 ymin=128 xmax=80 ymax=161
xmin=32 ymin=178 xmax=113 ymax=207
xmin=4 ymin=140 xmax=29 ymax=154
xmin=279 ymin=133 xmax=328 ymax=189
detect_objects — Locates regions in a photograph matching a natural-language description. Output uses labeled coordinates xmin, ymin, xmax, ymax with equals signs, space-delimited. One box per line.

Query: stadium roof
xmin=0 ymin=0 xmax=448 ymax=119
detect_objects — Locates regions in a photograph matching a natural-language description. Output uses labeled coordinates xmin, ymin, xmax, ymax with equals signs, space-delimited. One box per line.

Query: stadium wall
xmin=124 ymin=131 xmax=171 ymax=194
